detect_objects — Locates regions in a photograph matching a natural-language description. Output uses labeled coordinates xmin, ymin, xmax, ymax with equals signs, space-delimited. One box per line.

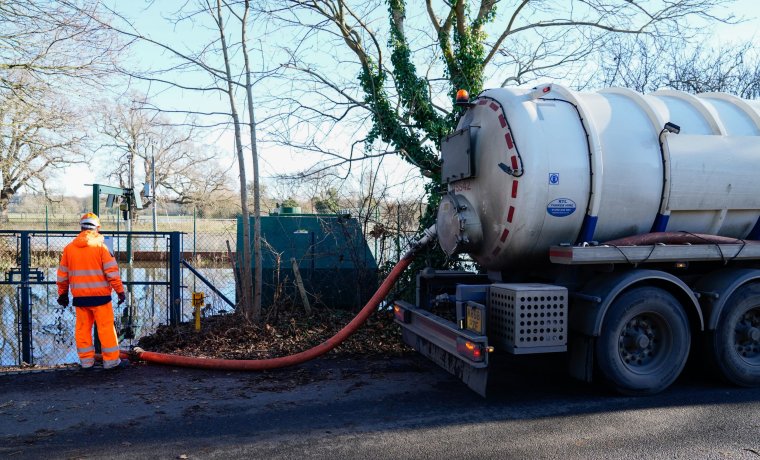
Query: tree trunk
xmin=241 ymin=0 xmax=262 ymax=323
xmin=0 ymin=188 xmax=12 ymax=223
xmin=215 ymin=0 xmax=253 ymax=319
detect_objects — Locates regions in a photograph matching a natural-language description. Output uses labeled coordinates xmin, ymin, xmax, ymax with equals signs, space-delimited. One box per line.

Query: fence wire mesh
xmin=0 ymin=210 xmax=403 ymax=369
xmin=0 ymin=222 xmax=238 ymax=368
xmin=0 ymin=232 xmax=19 ymax=368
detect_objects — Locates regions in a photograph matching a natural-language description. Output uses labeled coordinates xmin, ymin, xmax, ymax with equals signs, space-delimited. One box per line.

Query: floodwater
xmin=0 ymin=263 xmax=235 ymax=367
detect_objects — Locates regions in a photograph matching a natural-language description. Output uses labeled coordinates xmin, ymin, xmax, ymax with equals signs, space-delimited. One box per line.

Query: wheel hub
xmin=734 ymin=307 xmax=760 ymax=360
xmin=623 ymin=333 xmax=650 ymax=350
xmin=619 ymin=315 xmax=660 ymax=368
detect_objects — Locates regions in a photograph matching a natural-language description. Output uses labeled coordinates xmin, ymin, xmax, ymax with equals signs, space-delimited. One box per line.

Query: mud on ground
xmin=136 ymin=304 xmax=412 ymax=360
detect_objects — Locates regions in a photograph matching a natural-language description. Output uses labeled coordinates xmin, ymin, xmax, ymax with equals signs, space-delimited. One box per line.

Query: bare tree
xmin=239 ymin=0 xmax=264 ymax=321
xmin=211 ymin=0 xmax=256 ymax=319
xmin=95 ymin=95 xmax=233 ymax=213
xmin=194 ymin=189 xmax=240 ymax=218
xmin=70 ymin=1 xmax=281 ymax=321
xmin=0 ymin=75 xmax=87 ymax=219
xmin=664 ymin=43 xmax=760 ymax=98
xmin=592 ymin=37 xmax=760 ymax=98
xmin=0 ymin=0 xmax=124 ymax=94
xmin=0 ymin=0 xmax=125 ymax=216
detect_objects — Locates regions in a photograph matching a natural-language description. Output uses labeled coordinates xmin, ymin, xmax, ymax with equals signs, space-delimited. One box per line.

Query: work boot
xmin=105 ymin=358 xmax=130 ymax=370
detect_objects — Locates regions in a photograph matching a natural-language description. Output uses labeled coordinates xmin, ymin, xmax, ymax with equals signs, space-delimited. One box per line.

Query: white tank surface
xmin=436 ymin=84 xmax=760 ymax=270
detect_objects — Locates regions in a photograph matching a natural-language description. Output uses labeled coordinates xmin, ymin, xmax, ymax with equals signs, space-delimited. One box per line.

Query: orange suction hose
xmin=130 ymin=226 xmax=436 ymax=371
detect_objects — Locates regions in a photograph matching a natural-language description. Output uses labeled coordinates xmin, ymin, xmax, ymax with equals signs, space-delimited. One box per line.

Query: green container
xmin=237 ymin=213 xmax=378 ymax=310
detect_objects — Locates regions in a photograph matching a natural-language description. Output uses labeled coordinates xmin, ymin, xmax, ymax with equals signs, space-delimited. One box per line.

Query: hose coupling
xmin=403 ymin=225 xmax=438 ymax=259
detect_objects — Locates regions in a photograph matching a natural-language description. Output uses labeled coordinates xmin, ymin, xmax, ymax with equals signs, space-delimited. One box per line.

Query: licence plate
xmin=465 ymin=303 xmax=484 ymax=335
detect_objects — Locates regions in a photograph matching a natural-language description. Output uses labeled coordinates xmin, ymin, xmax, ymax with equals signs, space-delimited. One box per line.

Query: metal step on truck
xmin=394 ymin=84 xmax=760 ymax=396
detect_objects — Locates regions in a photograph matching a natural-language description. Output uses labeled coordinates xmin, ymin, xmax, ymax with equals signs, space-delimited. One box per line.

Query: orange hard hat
xmin=80 ymin=212 xmax=101 ymax=229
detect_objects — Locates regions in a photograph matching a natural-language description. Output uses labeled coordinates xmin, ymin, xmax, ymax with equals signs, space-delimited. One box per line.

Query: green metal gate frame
xmin=0 ymin=230 xmax=183 ymax=365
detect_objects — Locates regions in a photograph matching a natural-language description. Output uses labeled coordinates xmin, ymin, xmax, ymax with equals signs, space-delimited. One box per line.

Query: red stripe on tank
xmin=500 ymin=229 xmax=510 ymax=242
xmin=498 ymin=114 xmax=507 ymax=128
xmin=505 ymin=132 xmax=514 ymax=149
xmin=478 ymin=99 xmax=488 ymax=105
xmin=511 ymin=181 xmax=518 ymax=198
xmin=510 ymin=156 xmax=518 ymax=170
xmin=489 ymin=102 xmax=499 ymax=111
xmin=491 ymin=246 xmax=501 ymax=256
xmin=507 ymin=206 xmax=515 ymax=223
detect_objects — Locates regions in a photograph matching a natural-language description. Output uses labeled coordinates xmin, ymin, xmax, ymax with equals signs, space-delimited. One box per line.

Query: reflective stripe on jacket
xmin=57 ymin=230 xmax=124 ymax=307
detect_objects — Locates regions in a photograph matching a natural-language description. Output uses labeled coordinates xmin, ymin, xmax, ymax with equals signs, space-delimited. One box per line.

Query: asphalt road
xmin=1 ymin=353 xmax=759 ymax=459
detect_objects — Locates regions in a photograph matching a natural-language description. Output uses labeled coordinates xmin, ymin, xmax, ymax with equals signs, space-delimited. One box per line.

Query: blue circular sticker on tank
xmin=547 ymin=198 xmax=576 ymax=217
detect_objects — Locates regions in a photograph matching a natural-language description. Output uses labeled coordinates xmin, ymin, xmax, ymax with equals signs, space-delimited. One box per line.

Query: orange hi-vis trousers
xmin=75 ymin=302 xmax=121 ymax=369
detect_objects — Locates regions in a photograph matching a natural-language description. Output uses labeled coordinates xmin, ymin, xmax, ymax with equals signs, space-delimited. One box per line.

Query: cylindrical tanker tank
xmin=436 ymin=83 xmax=760 ymax=270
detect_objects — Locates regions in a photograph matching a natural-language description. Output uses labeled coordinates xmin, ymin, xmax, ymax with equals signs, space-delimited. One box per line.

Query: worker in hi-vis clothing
xmin=57 ymin=213 xmax=128 ymax=370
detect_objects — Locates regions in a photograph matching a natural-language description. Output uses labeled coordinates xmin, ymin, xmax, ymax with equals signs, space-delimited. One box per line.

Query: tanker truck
xmin=393 ymin=83 xmax=760 ymax=396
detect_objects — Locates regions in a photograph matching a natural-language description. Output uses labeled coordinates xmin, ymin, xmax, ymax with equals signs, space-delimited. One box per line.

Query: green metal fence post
xmin=92 ymin=184 xmax=101 ymax=215
xmin=169 ymin=231 xmax=182 ymax=325
xmin=19 ymin=231 xmax=32 ymax=364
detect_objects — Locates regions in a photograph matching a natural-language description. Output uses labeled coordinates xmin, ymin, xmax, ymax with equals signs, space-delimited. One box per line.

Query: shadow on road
xmin=1 ymin=353 xmax=758 ymax=458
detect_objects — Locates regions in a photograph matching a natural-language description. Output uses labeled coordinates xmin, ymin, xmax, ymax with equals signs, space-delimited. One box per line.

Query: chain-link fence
xmin=0 ymin=208 xmax=409 ymax=369
xmin=0 ymin=227 xmax=237 ymax=369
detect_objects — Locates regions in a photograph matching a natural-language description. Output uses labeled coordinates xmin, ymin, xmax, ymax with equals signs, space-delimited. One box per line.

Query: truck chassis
xmin=394 ymin=241 xmax=760 ymax=396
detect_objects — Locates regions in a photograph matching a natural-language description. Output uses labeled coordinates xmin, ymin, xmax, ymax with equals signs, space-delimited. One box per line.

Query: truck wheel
xmin=707 ymin=284 xmax=760 ymax=387
xmin=596 ymin=287 xmax=690 ymax=395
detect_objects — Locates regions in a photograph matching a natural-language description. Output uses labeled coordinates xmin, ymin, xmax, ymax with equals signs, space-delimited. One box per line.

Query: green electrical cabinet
xmin=237 ymin=210 xmax=378 ymax=310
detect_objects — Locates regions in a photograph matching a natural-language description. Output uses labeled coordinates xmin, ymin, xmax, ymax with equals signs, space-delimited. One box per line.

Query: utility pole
xmin=126 ymin=142 xmax=134 ymax=264
xmin=151 ymin=144 xmax=157 ymax=233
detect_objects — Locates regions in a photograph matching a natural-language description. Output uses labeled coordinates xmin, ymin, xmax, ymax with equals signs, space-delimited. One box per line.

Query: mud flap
xmin=567 ymin=332 xmax=594 ymax=383
xmin=402 ymin=328 xmax=489 ymax=397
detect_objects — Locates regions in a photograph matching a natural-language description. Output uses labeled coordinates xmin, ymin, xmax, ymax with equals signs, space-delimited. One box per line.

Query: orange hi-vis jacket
xmin=57 ymin=230 xmax=124 ymax=307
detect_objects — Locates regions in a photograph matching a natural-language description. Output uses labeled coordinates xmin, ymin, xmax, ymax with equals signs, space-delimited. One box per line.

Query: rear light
xmin=393 ymin=304 xmax=410 ymax=323
xmin=456 ymin=337 xmax=485 ymax=362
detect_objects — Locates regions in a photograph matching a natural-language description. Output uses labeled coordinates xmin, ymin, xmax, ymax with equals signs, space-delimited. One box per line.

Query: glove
xmin=57 ymin=293 xmax=69 ymax=307
xmin=117 ymin=292 xmax=126 ymax=305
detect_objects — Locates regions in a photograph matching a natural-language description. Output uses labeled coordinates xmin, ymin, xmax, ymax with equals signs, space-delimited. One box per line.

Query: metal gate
xmin=0 ymin=230 xmax=235 ymax=368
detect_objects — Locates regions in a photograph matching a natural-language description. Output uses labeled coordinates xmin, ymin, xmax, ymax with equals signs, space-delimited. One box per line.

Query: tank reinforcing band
xmin=538 ymin=96 xmax=596 ymax=244
xmin=654 ymin=89 xmax=729 ymax=136
xmin=653 ymin=90 xmax=760 ymax=237
xmin=599 ymin=88 xmax=670 ymax=234
xmin=700 ymin=92 xmax=760 ymax=133
xmin=659 ymin=90 xmax=726 ymax=233
xmin=472 ymin=94 xmax=525 ymax=257
xmin=697 ymin=92 xmax=760 ymax=239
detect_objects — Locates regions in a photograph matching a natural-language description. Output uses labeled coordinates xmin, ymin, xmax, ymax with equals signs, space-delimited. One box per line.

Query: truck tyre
xmin=596 ymin=287 xmax=690 ymax=395
xmin=707 ymin=284 xmax=760 ymax=387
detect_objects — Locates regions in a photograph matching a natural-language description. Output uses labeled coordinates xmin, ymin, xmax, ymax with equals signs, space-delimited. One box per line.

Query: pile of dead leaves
xmin=137 ymin=304 xmax=412 ymax=360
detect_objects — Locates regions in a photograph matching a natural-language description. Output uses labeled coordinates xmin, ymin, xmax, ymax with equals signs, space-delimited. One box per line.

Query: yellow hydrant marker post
xmin=192 ymin=292 xmax=205 ymax=331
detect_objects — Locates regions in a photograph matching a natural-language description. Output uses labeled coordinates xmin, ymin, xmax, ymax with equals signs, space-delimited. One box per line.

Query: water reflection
xmin=0 ymin=262 xmax=234 ymax=367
